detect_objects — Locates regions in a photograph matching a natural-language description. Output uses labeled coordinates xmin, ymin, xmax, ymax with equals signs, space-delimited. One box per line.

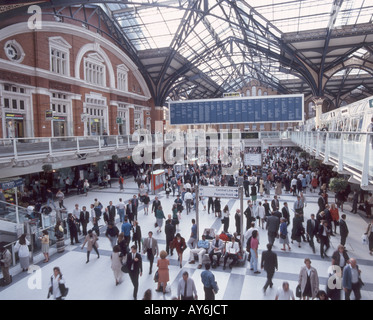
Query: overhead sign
xmin=0 ymin=177 xmax=24 ymax=190
xmin=223 ymin=92 xmax=241 ymax=98
xmin=45 ymin=110 xmax=53 ymax=120
xmin=199 ymin=186 xmax=239 ymax=199
xmin=169 ymin=94 xmax=304 ymax=125
xmin=244 ymin=153 xmax=262 ymax=166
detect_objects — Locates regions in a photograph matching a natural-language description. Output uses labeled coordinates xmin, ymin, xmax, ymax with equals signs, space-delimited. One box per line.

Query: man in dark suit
xmin=165 ymin=219 xmax=176 ymax=256
xmin=131 ymin=195 xmax=139 ymax=221
xmin=79 ymin=206 xmax=90 ymax=236
xmin=142 ymin=231 xmax=159 ymax=274
xmin=266 ymin=212 xmax=280 ymax=246
xmin=317 ymin=193 xmax=326 ymax=214
xmin=281 ymin=202 xmax=290 ymax=225
xmin=107 ymin=201 xmax=116 ymax=224
xmin=261 ymin=243 xmax=278 ymax=294
xmin=127 ymin=245 xmax=143 ymax=300
xmin=271 ymin=195 xmax=280 ymax=212
xmin=318 ymin=220 xmax=331 ymax=258
xmin=244 ymin=202 xmax=254 ymax=230
xmin=152 ymin=196 xmax=162 ymax=214
xmin=306 ymin=214 xmax=319 ymax=254
xmin=339 ymin=214 xmax=349 ymax=247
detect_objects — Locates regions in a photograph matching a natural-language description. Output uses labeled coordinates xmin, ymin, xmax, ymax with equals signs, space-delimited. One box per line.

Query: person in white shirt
xmin=256 ymin=202 xmax=266 ymax=229
xmin=223 ymin=237 xmax=240 ymax=270
xmin=184 ymin=191 xmax=194 ymax=214
xmin=72 ymin=204 xmax=81 ymax=235
xmin=48 ymin=267 xmax=67 ymax=300
xmin=275 ymin=281 xmax=295 ymax=300
xmin=244 ymin=222 xmax=260 ymax=247
xmin=116 ymin=198 xmax=126 ymax=223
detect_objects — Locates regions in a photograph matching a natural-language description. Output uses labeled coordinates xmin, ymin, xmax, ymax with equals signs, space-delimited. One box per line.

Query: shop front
xmin=5 ymin=113 xmax=25 ymax=138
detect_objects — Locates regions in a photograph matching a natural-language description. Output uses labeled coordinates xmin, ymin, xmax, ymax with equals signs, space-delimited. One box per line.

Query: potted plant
xmin=329 ymin=177 xmax=349 ymax=193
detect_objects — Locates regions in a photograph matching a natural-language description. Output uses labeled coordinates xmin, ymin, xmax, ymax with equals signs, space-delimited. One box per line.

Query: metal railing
xmin=290 ymin=130 xmax=373 ymax=189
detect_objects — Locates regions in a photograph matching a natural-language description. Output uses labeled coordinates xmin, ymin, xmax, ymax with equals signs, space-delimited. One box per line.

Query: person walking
xmin=364 ymin=219 xmax=373 ymax=255
xmin=306 ymin=214 xmax=319 ymax=254
xmin=275 ymin=281 xmax=295 ymax=300
xmin=266 ymin=211 xmax=280 ymax=246
xmin=330 ymin=203 xmax=340 ymax=235
xmin=319 ymin=220 xmax=331 ymax=259
xmin=187 ymin=219 xmax=198 ymax=249
xmin=279 ymin=218 xmax=291 ymax=251
xmin=14 ymin=234 xmax=30 ymax=272
xmin=249 ymin=230 xmax=260 ymax=274
xmin=79 ymin=206 xmax=90 ymax=236
xmin=339 ymin=214 xmax=349 ymax=247
xmin=81 ymin=229 xmax=100 ymax=263
xmin=222 ymin=205 xmax=230 ymax=233
xmin=177 ymin=271 xmax=198 ymax=300
xmin=67 ymin=213 xmax=80 ymax=245
xmin=201 ymin=263 xmax=218 ymax=300
xmin=55 ymin=189 xmax=66 ymax=210
xmin=105 ymin=222 xmax=120 ymax=249
xmin=165 ymin=219 xmax=175 ymax=256
xmin=111 ymin=245 xmax=124 ymax=286
xmin=170 ymin=233 xmax=187 ymax=268
xmin=143 ymin=231 xmax=159 ymax=274
xmin=291 ymin=213 xmax=304 ymax=248
xmin=261 ymin=243 xmax=278 ymax=294
xmin=156 ymin=250 xmax=170 ymax=294
xmin=55 ymin=221 xmax=65 ymax=253
xmin=342 ymin=258 xmax=362 ymax=300
xmin=255 ymin=202 xmax=265 ymax=229
xmin=48 ymin=267 xmax=67 ymax=300
xmin=0 ymin=246 xmax=12 ymax=285
xmin=155 ymin=205 xmax=166 ymax=234
xmin=40 ymin=230 xmax=50 ymax=263
xmin=126 ymin=245 xmax=143 ymax=300
xmin=298 ymin=258 xmax=319 ymax=300
xmin=351 ymin=189 xmax=359 ymax=214
xmin=132 ymin=220 xmax=142 ymax=252
xmin=116 ymin=198 xmax=126 ymax=223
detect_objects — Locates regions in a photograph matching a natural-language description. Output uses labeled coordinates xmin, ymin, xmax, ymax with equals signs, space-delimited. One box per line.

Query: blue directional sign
xmin=169 ymin=94 xmax=304 ymax=125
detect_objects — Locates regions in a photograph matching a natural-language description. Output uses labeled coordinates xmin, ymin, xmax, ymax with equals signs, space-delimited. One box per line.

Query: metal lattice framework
xmin=1 ymin=0 xmax=373 ymax=109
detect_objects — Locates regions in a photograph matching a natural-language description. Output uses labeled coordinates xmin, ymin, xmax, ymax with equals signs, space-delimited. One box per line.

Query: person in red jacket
xmin=170 ymin=233 xmax=187 ymax=268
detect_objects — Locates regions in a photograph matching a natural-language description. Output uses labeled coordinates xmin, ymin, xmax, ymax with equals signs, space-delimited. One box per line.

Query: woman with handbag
xmin=81 ymin=229 xmax=100 ymax=263
xmin=156 ymin=250 xmax=170 ymax=294
xmin=48 ymin=267 xmax=67 ymax=300
xmin=298 ymin=258 xmax=319 ymax=300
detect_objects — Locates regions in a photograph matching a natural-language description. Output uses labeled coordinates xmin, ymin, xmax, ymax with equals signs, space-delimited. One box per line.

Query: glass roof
xmin=97 ymin=0 xmax=373 ymax=102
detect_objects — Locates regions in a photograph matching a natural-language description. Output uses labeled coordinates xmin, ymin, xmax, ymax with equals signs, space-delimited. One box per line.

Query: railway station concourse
xmin=0 ymin=0 xmax=372 ymax=303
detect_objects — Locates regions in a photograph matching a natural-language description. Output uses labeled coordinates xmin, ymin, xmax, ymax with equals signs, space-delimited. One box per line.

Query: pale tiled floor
xmin=0 ymin=177 xmax=372 ymax=300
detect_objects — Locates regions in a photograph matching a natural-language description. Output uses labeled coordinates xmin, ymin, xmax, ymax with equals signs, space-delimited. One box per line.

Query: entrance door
xmin=53 ymin=121 xmax=66 ymax=137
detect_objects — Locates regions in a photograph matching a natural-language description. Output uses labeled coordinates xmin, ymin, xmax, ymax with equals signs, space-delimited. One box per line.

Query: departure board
xmin=169 ymin=94 xmax=304 ymax=125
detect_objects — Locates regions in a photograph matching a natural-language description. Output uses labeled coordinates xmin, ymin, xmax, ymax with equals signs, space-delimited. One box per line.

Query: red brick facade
xmin=0 ymin=9 xmax=157 ymax=139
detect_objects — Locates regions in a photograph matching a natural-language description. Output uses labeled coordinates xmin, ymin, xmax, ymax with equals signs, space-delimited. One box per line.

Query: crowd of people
xmin=1 ymin=146 xmax=371 ymax=300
